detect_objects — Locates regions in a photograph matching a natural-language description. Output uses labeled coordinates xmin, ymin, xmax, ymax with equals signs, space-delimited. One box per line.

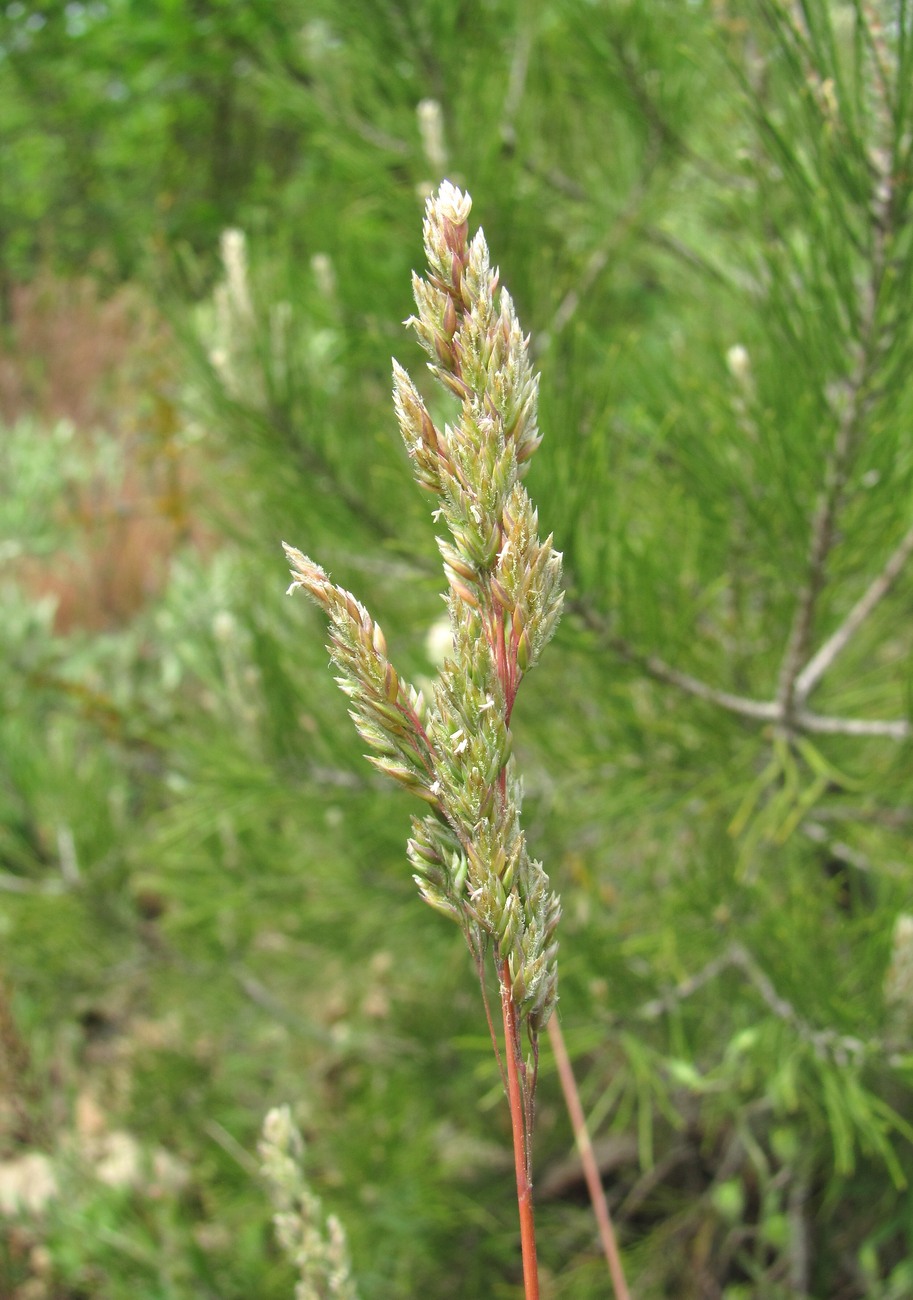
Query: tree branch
xmin=796 ymin=711 xmax=910 ymax=740
xmin=795 ymin=519 xmax=913 ymax=703
xmin=614 ymin=640 xmax=781 ymax=722
xmin=569 ymin=604 xmax=780 ymax=722
xmin=774 ymin=386 xmax=860 ymax=722
xmin=572 ymin=601 xmax=911 ymax=740
xmin=639 ymin=942 xmax=875 ymax=1065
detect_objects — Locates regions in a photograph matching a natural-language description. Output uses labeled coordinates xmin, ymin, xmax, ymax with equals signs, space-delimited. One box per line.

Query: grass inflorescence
xmin=284 ymin=181 xmax=564 ymax=1293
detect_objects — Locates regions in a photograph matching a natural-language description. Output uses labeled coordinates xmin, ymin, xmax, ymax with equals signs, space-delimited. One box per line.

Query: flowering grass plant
xmin=284 ymin=181 xmax=563 ymax=1295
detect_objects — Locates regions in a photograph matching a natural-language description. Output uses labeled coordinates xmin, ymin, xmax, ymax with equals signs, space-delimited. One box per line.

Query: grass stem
xmin=548 ymin=1015 xmax=631 ymax=1299
xmin=501 ymin=958 xmax=539 ymax=1300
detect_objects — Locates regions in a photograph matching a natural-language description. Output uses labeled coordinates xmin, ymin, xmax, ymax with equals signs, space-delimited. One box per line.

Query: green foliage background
xmin=2 ymin=1 xmax=913 ymax=1296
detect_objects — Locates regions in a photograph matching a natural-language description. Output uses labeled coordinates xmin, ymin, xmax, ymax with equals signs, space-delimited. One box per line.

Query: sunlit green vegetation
xmin=2 ymin=3 xmax=913 ymax=1296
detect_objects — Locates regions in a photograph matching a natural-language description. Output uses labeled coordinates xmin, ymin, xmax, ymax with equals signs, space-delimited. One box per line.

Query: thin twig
xmin=775 ymin=394 xmax=859 ymax=721
xmin=644 ymin=225 xmax=749 ymax=291
xmin=619 ymin=643 xmax=781 ymax=721
xmin=569 ymin=604 xmax=779 ymax=721
xmin=232 ymin=967 xmax=337 ymax=1044
xmin=809 ymin=803 xmax=913 ymax=827
xmin=858 ymin=0 xmax=896 ymax=122
xmin=536 ymin=176 xmax=654 ymax=355
xmin=57 ymin=824 xmax=80 ymax=885
xmin=639 ymin=942 xmax=876 ymax=1065
xmin=538 ymin=1133 xmax=639 ymax=1200
xmin=572 ymin=601 xmax=911 ymax=740
xmin=616 ymin=1141 xmax=692 ymax=1223
xmin=548 ymin=1015 xmax=631 ymax=1300
xmin=204 ymin=1118 xmax=261 ymax=1178
xmin=774 ymin=64 xmax=891 ymax=720
xmin=0 ymin=873 xmax=65 ymax=895
xmin=521 ymin=159 xmax=588 ymax=201
xmin=801 ymin=820 xmax=878 ymax=874
xmin=795 ymin=519 xmax=913 ymax=702
xmin=796 ymin=711 xmax=910 ymax=740
xmin=499 ymin=5 xmax=535 ymax=152
xmin=637 ymin=949 xmax=737 ymax=1019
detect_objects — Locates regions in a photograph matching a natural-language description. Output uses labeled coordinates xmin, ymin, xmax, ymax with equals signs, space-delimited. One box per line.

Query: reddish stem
xmin=501 ymin=959 xmax=539 ymax=1300
xmin=548 ymin=1015 xmax=631 ymax=1300
xmin=484 ymin=580 xmax=538 ymax=1293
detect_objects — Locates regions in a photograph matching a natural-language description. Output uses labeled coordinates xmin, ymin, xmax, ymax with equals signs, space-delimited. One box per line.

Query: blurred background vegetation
xmin=2 ymin=1 xmax=912 ymax=1296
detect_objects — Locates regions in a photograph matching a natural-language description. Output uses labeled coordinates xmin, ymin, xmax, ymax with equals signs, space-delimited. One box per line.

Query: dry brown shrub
xmin=3 ymin=273 xmax=212 ymax=632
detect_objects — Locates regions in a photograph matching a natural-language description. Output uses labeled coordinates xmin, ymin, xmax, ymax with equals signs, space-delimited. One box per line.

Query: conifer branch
xmin=794 ymin=519 xmax=913 ymax=704
xmin=639 ymin=941 xmax=874 ymax=1066
xmin=798 ymin=712 xmax=910 ymax=740
xmin=774 ymin=377 xmax=867 ymax=724
xmin=601 ymin=628 xmax=781 ymax=722
xmin=574 ymin=602 xmax=911 ymax=739
xmin=762 ymin=0 xmax=899 ymax=728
